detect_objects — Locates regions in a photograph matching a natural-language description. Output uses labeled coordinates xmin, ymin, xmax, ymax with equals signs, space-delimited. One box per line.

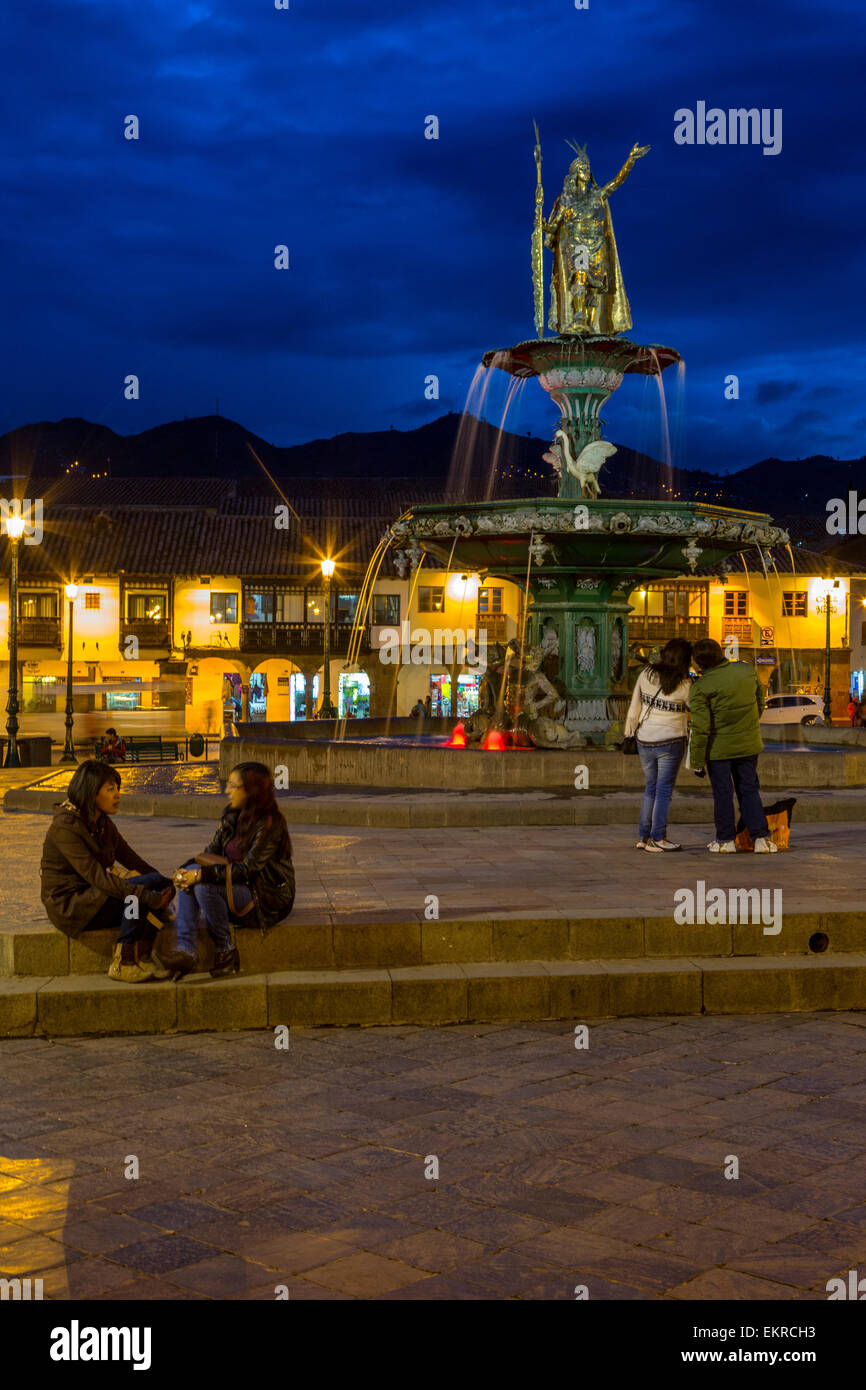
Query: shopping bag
xmin=735 ymin=798 xmax=796 ymax=852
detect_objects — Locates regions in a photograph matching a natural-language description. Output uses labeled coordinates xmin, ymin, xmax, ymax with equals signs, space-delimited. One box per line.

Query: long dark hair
xmin=647 ymin=638 xmax=693 ymax=696
xmin=66 ymin=759 xmax=121 ymax=825
xmin=231 ymin=761 xmax=292 ymax=856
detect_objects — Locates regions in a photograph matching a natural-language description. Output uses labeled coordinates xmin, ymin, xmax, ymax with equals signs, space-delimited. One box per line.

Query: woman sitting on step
xmin=40 ymin=759 xmax=180 ymax=984
xmin=171 ymin=761 xmax=295 ymax=979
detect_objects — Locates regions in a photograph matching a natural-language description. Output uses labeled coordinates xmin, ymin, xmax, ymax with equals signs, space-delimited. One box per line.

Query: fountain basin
xmin=391 ymin=497 xmax=789 ymax=743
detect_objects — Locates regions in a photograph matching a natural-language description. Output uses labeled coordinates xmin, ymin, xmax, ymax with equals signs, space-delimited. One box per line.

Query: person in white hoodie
xmin=623 ymin=638 xmax=693 ymax=852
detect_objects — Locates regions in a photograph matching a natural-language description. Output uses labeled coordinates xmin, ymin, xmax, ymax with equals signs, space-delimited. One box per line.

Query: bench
xmin=126 ymin=740 xmax=183 ymax=763
xmin=94 ymin=737 xmax=184 ymax=763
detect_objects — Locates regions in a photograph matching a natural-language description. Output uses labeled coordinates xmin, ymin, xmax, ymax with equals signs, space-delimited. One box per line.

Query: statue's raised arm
xmin=599 ymin=143 xmax=650 ymax=200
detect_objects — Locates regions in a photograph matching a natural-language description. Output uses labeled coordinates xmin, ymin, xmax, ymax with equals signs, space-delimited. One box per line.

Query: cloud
xmin=0 ymin=0 xmax=864 ymax=470
xmin=754 ymin=380 xmax=800 ymax=405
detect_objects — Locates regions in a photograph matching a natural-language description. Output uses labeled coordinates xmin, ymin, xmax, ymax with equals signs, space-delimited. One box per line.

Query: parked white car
xmin=760 ymin=694 xmax=825 ymax=727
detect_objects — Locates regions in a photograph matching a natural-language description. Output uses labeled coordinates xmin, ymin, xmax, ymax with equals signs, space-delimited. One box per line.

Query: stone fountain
xmin=389 ymin=134 xmax=788 ymax=747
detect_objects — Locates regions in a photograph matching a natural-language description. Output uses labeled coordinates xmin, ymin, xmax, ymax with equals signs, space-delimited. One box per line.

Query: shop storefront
xmin=429 ymin=672 xmax=481 ymax=717
xmin=249 ymin=671 xmax=268 ymax=720
xmin=289 ymin=672 xmax=318 ymax=720
xmin=338 ymin=672 xmax=370 ymax=718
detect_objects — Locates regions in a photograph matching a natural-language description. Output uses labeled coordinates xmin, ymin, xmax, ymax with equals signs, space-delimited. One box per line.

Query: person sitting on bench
xmin=98 ymin=727 xmax=126 ymax=762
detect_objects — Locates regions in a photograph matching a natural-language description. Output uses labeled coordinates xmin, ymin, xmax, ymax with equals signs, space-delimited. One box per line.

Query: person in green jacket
xmin=688 ymin=638 xmax=777 ymax=854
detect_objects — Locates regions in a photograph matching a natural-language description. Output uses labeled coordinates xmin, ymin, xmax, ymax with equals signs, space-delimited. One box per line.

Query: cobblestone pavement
xmin=1 ymin=1014 xmax=865 ymax=1300
xmin=2 ymin=812 xmax=864 ymax=922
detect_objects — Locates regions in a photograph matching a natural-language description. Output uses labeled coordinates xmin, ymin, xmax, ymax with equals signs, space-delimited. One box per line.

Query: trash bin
xmin=0 ymin=735 xmax=54 ymax=767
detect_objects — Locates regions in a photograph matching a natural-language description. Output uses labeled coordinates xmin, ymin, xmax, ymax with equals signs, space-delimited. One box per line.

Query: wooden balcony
xmin=120 ymin=620 xmax=171 ymax=650
xmin=628 ymin=616 xmax=709 ymax=642
xmin=18 ymin=618 xmax=61 ymax=648
xmin=240 ymin=623 xmax=370 ymax=656
xmin=476 ymin=613 xmax=510 ymax=641
xmin=719 ymin=618 xmax=756 ymax=645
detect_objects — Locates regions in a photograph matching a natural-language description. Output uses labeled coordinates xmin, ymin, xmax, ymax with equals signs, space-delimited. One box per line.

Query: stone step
xmin=2 ymin=954 xmax=865 ymax=1038
xmin=1 ymin=909 xmax=863 ymax=980
xmin=8 ymin=785 xmax=866 ymax=826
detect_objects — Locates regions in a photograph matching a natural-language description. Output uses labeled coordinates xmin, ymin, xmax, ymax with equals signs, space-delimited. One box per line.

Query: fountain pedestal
xmin=482 ymin=337 xmax=681 ymax=500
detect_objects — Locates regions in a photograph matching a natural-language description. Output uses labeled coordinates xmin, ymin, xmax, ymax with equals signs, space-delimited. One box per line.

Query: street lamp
xmin=3 ymin=510 xmax=26 ymax=768
xmin=318 ymin=558 xmax=338 ymax=718
xmin=818 ymin=578 xmax=841 ymax=725
xmin=61 ymin=583 xmax=79 ymax=763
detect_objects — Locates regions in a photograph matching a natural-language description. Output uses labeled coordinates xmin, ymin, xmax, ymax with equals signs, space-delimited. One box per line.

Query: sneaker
xmin=647 ymin=838 xmax=682 ymax=852
xmin=108 ymin=942 xmax=155 ymax=984
xmin=707 ymin=840 xmax=737 ymax=853
xmin=753 ymin=836 xmax=779 ymax=854
xmin=635 ymin=838 xmax=648 ymax=850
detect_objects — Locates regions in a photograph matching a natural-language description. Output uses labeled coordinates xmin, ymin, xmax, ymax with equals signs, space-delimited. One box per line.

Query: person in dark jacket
xmin=40 ymin=759 xmax=177 ymax=983
xmin=689 ymin=638 xmax=776 ymax=853
xmin=172 ymin=761 xmax=295 ymax=978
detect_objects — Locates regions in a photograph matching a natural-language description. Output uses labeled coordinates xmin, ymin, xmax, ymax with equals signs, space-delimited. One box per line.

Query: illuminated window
xmin=210 ymin=592 xmax=238 ymax=624
xmin=781 ymin=592 xmax=807 ymax=617
xmin=724 ymin=591 xmax=749 ymax=618
xmin=478 ymin=587 xmax=503 ymax=614
xmin=85 ymin=592 xmax=101 ymax=611
xmin=127 ymin=593 xmax=166 ymax=622
xmin=418 ymin=586 xmax=444 ymax=613
xmin=372 ymin=594 xmax=400 ymax=625
xmin=19 ymin=591 xmax=58 ymax=619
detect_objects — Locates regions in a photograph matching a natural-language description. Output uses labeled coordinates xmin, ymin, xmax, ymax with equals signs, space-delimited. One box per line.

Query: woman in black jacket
xmin=172 ymin=761 xmax=295 ymax=977
xmin=40 ymin=759 xmax=177 ymax=983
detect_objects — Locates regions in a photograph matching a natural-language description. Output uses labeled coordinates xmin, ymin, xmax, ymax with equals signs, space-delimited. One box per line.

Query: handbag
xmin=622 ymin=681 xmax=663 ymax=755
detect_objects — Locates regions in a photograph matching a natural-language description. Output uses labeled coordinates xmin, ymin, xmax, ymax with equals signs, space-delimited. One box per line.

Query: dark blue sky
xmin=2 ymin=0 xmax=864 ymax=474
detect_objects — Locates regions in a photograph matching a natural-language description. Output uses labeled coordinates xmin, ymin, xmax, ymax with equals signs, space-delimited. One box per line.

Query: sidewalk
xmin=2 ymin=1013 xmax=866 ymax=1299
xmin=2 ymin=812 xmax=865 ymax=924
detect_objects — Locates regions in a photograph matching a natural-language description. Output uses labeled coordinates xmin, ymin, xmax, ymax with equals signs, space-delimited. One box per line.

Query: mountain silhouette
xmin=1 ymin=415 xmax=863 ymax=538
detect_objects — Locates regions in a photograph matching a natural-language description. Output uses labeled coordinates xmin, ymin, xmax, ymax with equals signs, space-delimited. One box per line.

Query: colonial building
xmin=1 ymin=476 xmax=863 ymax=740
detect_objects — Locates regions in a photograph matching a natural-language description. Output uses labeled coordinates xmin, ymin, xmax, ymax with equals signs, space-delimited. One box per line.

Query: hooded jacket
xmin=197 ymin=805 xmax=295 ymax=933
xmin=40 ymin=801 xmax=165 ymax=938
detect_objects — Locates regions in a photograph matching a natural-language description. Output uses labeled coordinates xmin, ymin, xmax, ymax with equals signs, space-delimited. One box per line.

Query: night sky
xmin=2 ymin=0 xmax=864 ymax=475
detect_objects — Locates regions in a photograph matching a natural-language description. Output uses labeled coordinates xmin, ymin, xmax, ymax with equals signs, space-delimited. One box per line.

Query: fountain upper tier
xmin=392 ymin=498 xmax=789 ymax=583
xmin=481 ymin=336 xmax=681 ymax=380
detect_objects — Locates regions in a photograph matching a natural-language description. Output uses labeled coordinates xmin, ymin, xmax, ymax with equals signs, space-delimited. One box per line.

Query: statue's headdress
xmin=565 ymin=139 xmax=594 ymax=181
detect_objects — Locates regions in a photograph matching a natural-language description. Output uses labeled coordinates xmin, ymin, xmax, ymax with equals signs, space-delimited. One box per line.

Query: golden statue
xmin=533 ymin=134 xmax=650 ymax=338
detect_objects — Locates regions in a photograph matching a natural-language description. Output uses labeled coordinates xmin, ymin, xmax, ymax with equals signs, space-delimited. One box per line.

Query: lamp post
xmin=318 ymin=558 xmax=338 ymax=718
xmin=3 ymin=511 xmax=26 ymax=768
xmin=820 ymin=578 xmax=841 ymax=726
xmin=61 ymin=583 xmax=79 ymax=763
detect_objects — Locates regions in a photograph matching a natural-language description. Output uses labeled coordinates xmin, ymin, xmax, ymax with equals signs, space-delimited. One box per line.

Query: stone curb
xmin=6 ymin=785 xmax=866 ymax=826
xmin=1 ymin=911 xmax=864 ymax=980
xmin=2 ymin=954 xmax=864 ymax=1037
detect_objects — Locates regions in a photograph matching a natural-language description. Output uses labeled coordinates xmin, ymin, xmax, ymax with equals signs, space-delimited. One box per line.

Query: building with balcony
xmin=1 ymin=476 xmax=862 ymax=741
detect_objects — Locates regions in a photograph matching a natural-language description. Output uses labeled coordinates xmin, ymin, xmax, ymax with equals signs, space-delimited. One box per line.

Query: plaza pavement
xmin=2 ymin=786 xmax=865 ymax=1299
xmin=1 ymin=811 xmax=864 ymax=924
xmin=1 ymin=1013 xmax=865 ymax=1300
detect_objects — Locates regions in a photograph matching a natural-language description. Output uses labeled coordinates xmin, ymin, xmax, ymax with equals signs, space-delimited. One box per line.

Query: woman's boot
xmin=210 ymin=946 xmax=240 ymax=978
xmin=108 ymin=942 xmax=155 ymax=984
xmin=134 ymin=938 xmax=171 ymax=981
xmin=136 ymin=923 xmax=194 ymax=981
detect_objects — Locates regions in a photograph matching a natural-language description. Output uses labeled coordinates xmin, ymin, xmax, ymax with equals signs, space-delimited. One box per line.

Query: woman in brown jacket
xmin=40 ymin=760 xmax=178 ymax=983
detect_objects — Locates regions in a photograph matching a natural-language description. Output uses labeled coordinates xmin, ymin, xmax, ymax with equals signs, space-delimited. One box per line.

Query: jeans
xmin=637 ymin=738 xmax=687 ymax=841
xmin=83 ymin=871 xmax=172 ymax=944
xmin=708 ymin=754 xmax=769 ymax=842
xmin=174 ymin=878 xmax=254 ymax=954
